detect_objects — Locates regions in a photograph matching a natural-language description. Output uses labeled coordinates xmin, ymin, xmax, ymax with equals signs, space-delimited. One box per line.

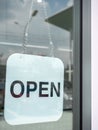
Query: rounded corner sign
xmin=4 ymin=53 xmax=64 ymax=125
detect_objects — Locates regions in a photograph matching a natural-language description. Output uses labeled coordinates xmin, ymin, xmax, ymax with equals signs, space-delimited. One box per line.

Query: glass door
xmin=0 ymin=0 xmax=74 ymax=130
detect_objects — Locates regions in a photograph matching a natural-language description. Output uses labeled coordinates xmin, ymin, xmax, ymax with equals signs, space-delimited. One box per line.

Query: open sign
xmin=4 ymin=54 xmax=64 ymax=125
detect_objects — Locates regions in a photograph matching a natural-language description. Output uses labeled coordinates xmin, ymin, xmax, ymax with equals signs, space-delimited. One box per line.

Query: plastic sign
xmin=4 ymin=53 xmax=64 ymax=125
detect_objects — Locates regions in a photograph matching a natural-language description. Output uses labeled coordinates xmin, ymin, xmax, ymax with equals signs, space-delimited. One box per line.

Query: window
xmin=0 ymin=0 xmax=73 ymax=129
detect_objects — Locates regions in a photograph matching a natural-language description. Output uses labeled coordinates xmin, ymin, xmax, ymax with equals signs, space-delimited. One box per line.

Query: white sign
xmin=4 ymin=53 xmax=64 ymax=125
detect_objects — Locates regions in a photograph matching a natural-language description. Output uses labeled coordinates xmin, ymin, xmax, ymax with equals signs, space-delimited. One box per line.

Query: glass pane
xmin=0 ymin=0 xmax=73 ymax=130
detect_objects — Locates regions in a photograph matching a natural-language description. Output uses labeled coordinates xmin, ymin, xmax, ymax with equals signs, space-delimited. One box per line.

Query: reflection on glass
xmin=0 ymin=0 xmax=73 ymax=130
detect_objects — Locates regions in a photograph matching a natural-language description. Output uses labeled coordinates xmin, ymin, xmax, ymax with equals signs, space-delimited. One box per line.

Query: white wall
xmin=91 ymin=0 xmax=98 ymax=129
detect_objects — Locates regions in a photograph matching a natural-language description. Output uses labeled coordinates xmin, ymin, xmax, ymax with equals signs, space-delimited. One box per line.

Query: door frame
xmin=73 ymin=0 xmax=91 ymax=130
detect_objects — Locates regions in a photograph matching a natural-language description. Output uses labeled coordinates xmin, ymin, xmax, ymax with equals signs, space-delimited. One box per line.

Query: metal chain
xmin=23 ymin=0 xmax=34 ymax=53
xmin=42 ymin=0 xmax=54 ymax=57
